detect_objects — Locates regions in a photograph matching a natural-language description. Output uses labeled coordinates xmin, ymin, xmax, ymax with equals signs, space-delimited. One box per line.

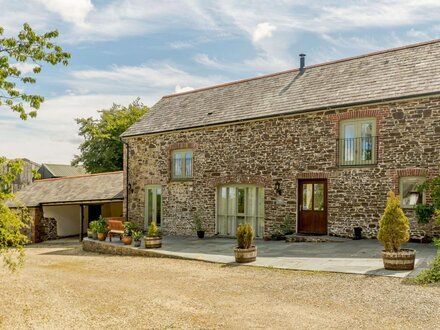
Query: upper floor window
xmin=400 ymin=176 xmax=426 ymax=208
xmin=171 ymin=149 xmax=193 ymax=179
xmin=338 ymin=118 xmax=377 ymax=166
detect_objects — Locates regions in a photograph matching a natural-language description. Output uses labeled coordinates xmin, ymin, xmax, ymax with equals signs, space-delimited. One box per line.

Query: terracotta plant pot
xmin=234 ymin=246 xmax=257 ymax=263
xmin=97 ymin=232 xmax=107 ymax=241
xmin=122 ymin=235 xmax=132 ymax=245
xmin=144 ymin=236 xmax=162 ymax=249
xmin=382 ymin=249 xmax=416 ymax=270
xmin=133 ymin=240 xmax=141 ymax=247
xmin=197 ymin=231 xmax=205 ymax=239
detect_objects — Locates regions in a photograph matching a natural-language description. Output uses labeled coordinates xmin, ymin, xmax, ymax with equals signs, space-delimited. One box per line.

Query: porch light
xmin=275 ymin=180 xmax=282 ymax=196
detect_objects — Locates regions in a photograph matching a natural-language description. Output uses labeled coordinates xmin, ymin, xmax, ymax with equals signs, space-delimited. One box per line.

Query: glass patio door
xmin=217 ymin=185 xmax=264 ymax=237
xmin=144 ymin=185 xmax=162 ymax=229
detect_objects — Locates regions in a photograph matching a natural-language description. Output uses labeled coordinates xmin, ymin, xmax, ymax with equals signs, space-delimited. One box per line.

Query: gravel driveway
xmin=0 ymin=240 xmax=439 ymax=329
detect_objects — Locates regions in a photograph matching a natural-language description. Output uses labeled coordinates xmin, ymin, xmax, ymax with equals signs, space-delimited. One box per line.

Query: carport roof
xmin=11 ymin=171 xmax=123 ymax=207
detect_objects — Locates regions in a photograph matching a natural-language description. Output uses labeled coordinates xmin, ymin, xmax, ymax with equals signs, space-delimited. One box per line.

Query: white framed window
xmin=400 ymin=176 xmax=426 ymax=208
xmin=339 ymin=118 xmax=377 ymax=166
xmin=171 ymin=149 xmax=193 ymax=179
xmin=217 ymin=185 xmax=264 ymax=238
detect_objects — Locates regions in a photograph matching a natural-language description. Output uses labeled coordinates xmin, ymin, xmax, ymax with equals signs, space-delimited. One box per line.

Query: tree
xmin=72 ymin=99 xmax=149 ymax=173
xmin=0 ymin=23 xmax=70 ymax=270
xmin=377 ymin=191 xmax=410 ymax=252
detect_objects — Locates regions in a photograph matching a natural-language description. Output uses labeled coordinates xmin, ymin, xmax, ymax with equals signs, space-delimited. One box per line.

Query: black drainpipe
xmin=122 ymin=139 xmax=129 ymax=221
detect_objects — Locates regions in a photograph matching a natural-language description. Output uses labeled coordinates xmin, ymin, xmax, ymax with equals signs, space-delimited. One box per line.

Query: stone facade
xmin=124 ymin=96 xmax=440 ymax=238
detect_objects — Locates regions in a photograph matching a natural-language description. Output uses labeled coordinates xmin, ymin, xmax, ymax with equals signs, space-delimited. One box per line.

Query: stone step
xmin=285 ymin=234 xmax=349 ymax=243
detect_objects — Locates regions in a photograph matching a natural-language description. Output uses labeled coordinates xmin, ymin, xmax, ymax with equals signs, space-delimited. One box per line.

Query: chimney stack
xmin=299 ymin=54 xmax=306 ymax=73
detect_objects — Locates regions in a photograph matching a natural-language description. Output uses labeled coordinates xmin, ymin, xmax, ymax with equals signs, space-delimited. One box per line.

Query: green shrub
xmin=89 ymin=220 xmax=99 ymax=233
xmin=415 ymin=204 xmax=435 ymax=224
xmin=411 ymin=252 xmax=440 ymax=285
xmin=147 ymin=222 xmax=159 ymax=237
xmin=236 ymin=223 xmax=254 ymax=249
xmin=132 ymin=230 xmax=143 ymax=241
xmin=192 ymin=211 xmax=204 ymax=231
xmin=95 ymin=216 xmax=108 ymax=234
xmin=123 ymin=221 xmax=136 ymax=236
xmin=377 ymin=191 xmax=410 ymax=252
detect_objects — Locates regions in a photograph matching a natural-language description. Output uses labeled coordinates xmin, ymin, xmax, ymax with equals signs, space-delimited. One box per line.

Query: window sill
xmin=337 ymin=163 xmax=378 ymax=168
xmin=170 ymin=177 xmax=194 ymax=182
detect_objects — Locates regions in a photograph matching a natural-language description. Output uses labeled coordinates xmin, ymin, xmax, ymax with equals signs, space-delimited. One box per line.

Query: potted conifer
xmin=144 ymin=222 xmax=162 ymax=248
xmin=234 ymin=223 xmax=257 ymax=263
xmin=378 ymin=191 xmax=416 ymax=270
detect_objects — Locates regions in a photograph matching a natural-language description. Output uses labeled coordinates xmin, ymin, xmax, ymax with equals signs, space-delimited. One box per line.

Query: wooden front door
xmin=298 ymin=180 xmax=327 ymax=235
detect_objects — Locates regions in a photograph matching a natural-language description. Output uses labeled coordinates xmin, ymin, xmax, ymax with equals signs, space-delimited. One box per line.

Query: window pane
xmin=361 ymin=123 xmax=373 ymax=161
xmin=147 ymin=189 xmax=153 ymax=225
xmin=156 ymin=188 xmax=162 ymax=226
xmin=246 ymin=187 xmax=257 ymax=217
xmin=302 ymin=184 xmax=313 ymax=210
xmin=227 ymin=187 xmax=236 ymax=215
xmin=185 ymin=152 xmax=192 ymax=177
xmin=218 ymin=187 xmax=227 ymax=216
xmin=343 ymin=124 xmax=355 ymax=162
xmin=237 ymin=188 xmax=245 ymax=214
xmin=174 ymin=153 xmax=182 ymax=177
xmin=401 ymin=177 xmax=425 ymax=207
xmin=313 ymin=184 xmax=324 ymax=211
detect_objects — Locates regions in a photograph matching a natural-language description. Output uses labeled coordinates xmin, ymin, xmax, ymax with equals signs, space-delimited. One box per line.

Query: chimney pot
xmin=299 ymin=53 xmax=306 ymax=73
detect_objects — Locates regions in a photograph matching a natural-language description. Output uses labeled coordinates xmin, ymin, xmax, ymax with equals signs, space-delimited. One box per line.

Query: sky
xmin=0 ymin=0 xmax=439 ymax=164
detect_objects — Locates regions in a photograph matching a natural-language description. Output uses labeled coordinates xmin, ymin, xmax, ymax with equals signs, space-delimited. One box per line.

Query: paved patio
xmin=82 ymin=236 xmax=438 ymax=278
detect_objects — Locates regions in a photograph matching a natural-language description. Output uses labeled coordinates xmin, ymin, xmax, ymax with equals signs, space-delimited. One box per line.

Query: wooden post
xmin=79 ymin=204 xmax=84 ymax=242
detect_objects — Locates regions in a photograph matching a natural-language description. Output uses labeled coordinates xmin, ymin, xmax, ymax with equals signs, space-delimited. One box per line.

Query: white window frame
xmin=399 ymin=176 xmax=426 ymax=209
xmin=171 ymin=149 xmax=193 ymax=180
xmin=339 ymin=117 xmax=377 ymax=166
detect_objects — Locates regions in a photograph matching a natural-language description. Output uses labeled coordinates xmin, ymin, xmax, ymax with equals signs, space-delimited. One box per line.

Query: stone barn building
xmin=121 ymin=40 xmax=440 ymax=239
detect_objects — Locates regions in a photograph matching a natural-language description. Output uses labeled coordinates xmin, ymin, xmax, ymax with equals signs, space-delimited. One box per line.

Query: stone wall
xmin=124 ymin=96 xmax=440 ymax=238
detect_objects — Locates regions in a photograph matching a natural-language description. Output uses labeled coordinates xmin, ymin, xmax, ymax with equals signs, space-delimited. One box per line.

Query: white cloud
xmin=252 ymin=22 xmax=277 ymax=43
xmin=10 ymin=63 xmax=39 ymax=75
xmin=32 ymin=0 xmax=93 ymax=28
xmin=175 ymin=85 xmax=195 ymax=93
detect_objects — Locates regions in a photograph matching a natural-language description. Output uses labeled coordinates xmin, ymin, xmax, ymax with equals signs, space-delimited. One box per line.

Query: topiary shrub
xmin=147 ymin=222 xmax=159 ymax=237
xmin=236 ymin=223 xmax=254 ymax=249
xmin=377 ymin=191 xmax=410 ymax=252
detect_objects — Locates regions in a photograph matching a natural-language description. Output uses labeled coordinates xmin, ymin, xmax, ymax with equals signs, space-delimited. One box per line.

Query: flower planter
xmin=234 ymin=246 xmax=257 ymax=263
xmin=133 ymin=240 xmax=141 ymax=247
xmin=92 ymin=232 xmax=98 ymax=240
xmin=87 ymin=229 xmax=94 ymax=239
xmin=382 ymin=249 xmax=416 ymax=270
xmin=197 ymin=231 xmax=205 ymax=239
xmin=144 ymin=236 xmax=162 ymax=249
xmin=97 ymin=232 xmax=107 ymax=241
xmin=121 ymin=235 xmax=132 ymax=245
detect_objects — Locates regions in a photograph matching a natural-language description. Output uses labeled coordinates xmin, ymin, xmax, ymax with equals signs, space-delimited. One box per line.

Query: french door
xmin=298 ymin=180 xmax=327 ymax=235
xmin=144 ymin=185 xmax=162 ymax=228
xmin=217 ymin=185 xmax=264 ymax=238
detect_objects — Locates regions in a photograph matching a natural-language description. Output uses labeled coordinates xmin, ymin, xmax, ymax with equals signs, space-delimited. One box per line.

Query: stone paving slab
xmin=82 ymin=236 xmax=437 ymax=278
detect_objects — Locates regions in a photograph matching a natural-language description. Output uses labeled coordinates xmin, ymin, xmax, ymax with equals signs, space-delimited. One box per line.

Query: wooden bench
xmin=106 ymin=217 xmax=124 ymax=242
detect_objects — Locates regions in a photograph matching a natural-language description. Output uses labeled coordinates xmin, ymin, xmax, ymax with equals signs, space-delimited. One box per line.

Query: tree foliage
xmin=0 ymin=23 xmax=70 ymax=119
xmin=0 ymin=157 xmax=30 ymax=271
xmin=377 ymin=191 xmax=410 ymax=252
xmin=0 ymin=23 xmax=70 ymax=270
xmin=72 ymin=99 xmax=149 ymax=173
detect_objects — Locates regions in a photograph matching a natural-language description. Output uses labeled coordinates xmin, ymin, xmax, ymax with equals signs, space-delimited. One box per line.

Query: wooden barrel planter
xmin=382 ymin=249 xmax=416 ymax=270
xmin=144 ymin=236 xmax=162 ymax=249
xmin=234 ymin=246 xmax=257 ymax=263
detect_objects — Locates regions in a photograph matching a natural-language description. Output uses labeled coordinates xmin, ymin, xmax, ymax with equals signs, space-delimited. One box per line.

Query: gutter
xmin=121 ymin=139 xmax=130 ymax=221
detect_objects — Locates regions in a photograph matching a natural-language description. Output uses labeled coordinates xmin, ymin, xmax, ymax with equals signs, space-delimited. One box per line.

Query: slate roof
xmin=122 ymin=39 xmax=440 ymax=137
xmin=11 ymin=171 xmax=123 ymax=207
xmin=41 ymin=163 xmax=86 ymax=177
